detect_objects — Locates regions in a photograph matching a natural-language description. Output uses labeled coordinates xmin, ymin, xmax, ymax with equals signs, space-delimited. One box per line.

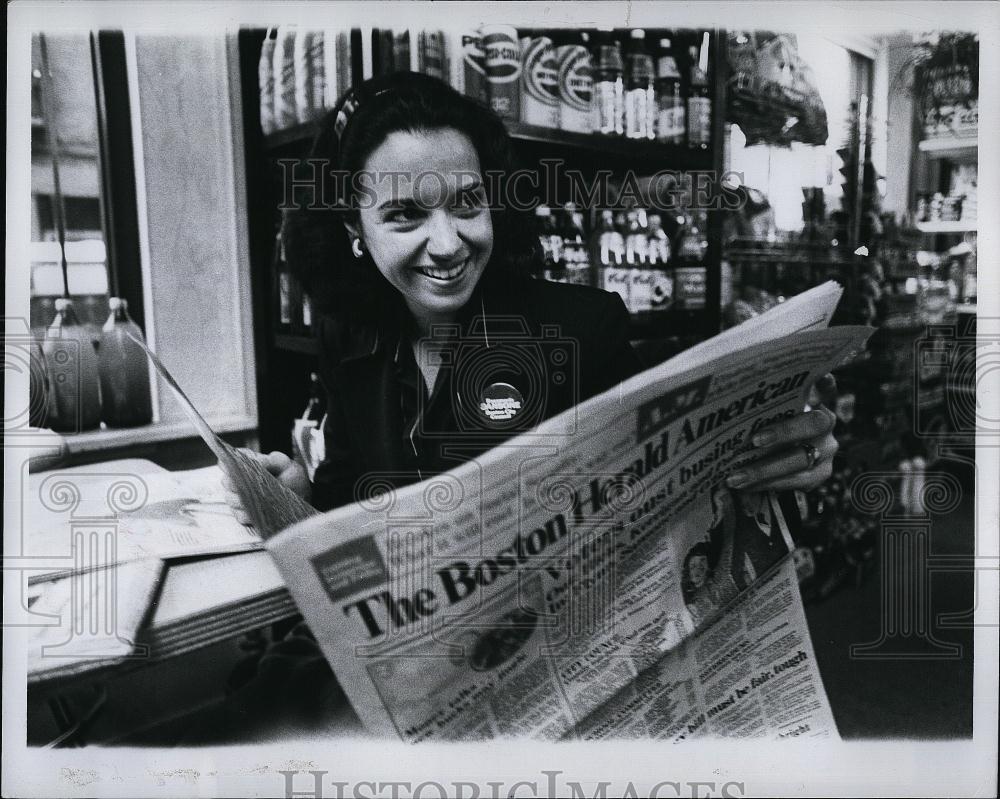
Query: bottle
xmin=29 ymin=335 xmax=50 ymax=428
xmin=625 ymin=208 xmax=652 ymax=312
xmin=592 ymin=209 xmax=629 ymax=304
xmin=561 ymin=203 xmax=591 ymax=285
xmin=273 ymin=230 xmax=297 ymax=333
xmin=624 ymin=29 xmax=655 ymax=140
xmin=646 ymin=213 xmax=674 ymax=312
xmin=534 ymin=205 xmax=564 ymax=282
xmin=686 ymin=34 xmax=712 ymax=149
xmin=654 ymin=36 xmax=685 ymax=144
xmin=591 ymin=29 xmax=624 ymax=136
xmin=98 ymin=298 xmax=153 ymax=428
xmin=42 ymin=298 xmax=102 ymax=432
xmin=675 ymin=209 xmax=708 ymax=308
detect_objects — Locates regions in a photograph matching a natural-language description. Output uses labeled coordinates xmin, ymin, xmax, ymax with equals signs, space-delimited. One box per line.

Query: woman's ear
xmin=342 ymin=218 xmax=362 ymax=244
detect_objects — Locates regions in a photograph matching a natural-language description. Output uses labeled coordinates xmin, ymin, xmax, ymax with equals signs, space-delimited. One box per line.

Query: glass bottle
xmin=592 ymin=209 xmax=628 ymax=304
xmin=654 ymin=36 xmax=685 ymax=144
xmin=686 ymin=35 xmax=712 ymax=149
xmin=42 ymin=298 xmax=102 ymax=432
xmin=98 ymin=297 xmax=153 ymax=428
xmin=646 ymin=213 xmax=674 ymax=312
xmin=591 ymin=29 xmax=624 ymax=136
xmin=624 ymin=29 xmax=655 ymax=140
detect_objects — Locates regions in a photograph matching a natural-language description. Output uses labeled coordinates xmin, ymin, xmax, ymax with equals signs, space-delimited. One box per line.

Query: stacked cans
xmin=454 ymin=27 xmax=594 ymax=133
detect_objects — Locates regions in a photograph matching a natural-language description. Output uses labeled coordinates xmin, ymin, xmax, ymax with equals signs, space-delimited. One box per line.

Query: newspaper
xmin=263 ymin=282 xmax=872 ymax=740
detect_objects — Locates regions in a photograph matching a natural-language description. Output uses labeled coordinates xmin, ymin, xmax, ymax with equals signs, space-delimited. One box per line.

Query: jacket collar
xmin=324 ymin=277 xmax=527 ymax=366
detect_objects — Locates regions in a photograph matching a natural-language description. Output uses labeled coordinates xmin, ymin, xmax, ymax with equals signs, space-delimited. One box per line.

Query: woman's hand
xmin=222 ymin=450 xmax=311 ymax=526
xmin=726 ymin=374 xmax=839 ymax=493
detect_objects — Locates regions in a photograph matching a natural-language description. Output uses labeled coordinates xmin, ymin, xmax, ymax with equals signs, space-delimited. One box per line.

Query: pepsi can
xmin=482 ymin=25 xmax=521 ymax=121
xmin=520 ymin=35 xmax=559 ymax=128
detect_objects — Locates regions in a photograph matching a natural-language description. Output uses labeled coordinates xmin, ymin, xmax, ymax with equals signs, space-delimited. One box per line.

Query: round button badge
xmin=478 ymin=382 xmax=524 ymax=427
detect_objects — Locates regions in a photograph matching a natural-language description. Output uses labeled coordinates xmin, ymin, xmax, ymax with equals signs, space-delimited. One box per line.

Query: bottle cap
xmin=630 ymin=29 xmax=646 ymax=40
xmin=108 ymin=297 xmax=128 ymax=311
xmin=54 ymin=298 xmax=73 ymax=311
xmin=534 ymin=205 xmax=551 ymax=217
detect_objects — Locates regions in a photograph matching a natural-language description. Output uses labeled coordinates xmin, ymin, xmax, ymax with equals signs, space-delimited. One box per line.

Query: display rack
xmin=237 ymin=28 xmax=728 ymax=454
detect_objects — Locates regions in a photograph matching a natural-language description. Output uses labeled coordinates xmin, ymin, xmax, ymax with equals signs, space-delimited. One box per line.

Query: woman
xmin=214 ymin=72 xmax=837 ymax=739
xmin=233 ymin=71 xmax=838 ymax=517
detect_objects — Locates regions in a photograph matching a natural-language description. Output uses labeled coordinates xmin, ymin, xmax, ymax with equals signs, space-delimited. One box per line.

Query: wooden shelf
xmin=61 ymin=414 xmax=258 ymax=455
xmin=916 ymin=220 xmax=977 ymax=234
xmin=265 ymin=119 xmax=714 ymax=167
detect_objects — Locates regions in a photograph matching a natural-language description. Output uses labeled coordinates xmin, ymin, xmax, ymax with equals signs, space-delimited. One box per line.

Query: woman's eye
xmin=453 ymin=192 xmax=486 ymax=214
xmin=385 ymin=207 xmax=423 ymax=224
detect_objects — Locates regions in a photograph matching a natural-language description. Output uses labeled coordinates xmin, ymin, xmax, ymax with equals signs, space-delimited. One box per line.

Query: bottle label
xmin=602 ymin=267 xmax=631 ymax=305
xmin=628 ymin=269 xmax=654 ymax=312
xmin=687 ymin=96 xmax=712 ymax=144
xmin=658 ymin=101 xmax=686 ymax=141
xmin=650 ymin=270 xmax=674 ymax=310
xmin=656 ymin=55 xmax=680 ymax=80
xmin=593 ymin=79 xmax=622 ymax=135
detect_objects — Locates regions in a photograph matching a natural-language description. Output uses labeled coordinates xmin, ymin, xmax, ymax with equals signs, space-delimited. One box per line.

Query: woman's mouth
xmin=415 ymin=259 xmax=468 ymax=282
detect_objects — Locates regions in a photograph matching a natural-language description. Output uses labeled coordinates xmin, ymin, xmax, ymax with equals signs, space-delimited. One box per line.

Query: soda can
xmin=556 ymin=44 xmax=593 ymax=133
xmin=481 ymin=25 xmax=521 ymax=121
xmin=520 ymin=36 xmax=559 ymax=128
xmin=464 ymin=31 xmax=488 ymax=104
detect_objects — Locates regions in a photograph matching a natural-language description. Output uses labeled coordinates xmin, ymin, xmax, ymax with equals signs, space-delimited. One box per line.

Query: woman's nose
xmin=425 ymin=210 xmax=463 ymax=260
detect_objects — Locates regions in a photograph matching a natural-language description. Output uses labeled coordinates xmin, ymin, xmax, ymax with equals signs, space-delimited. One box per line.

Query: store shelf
xmin=274 ymin=333 xmax=318 ymax=355
xmin=629 ymin=308 xmax=709 ymax=340
xmin=265 ymin=119 xmax=714 ymax=166
xmin=916 ymin=220 xmax=977 ymax=234
xmin=917 ymin=136 xmax=978 ymax=161
xmin=264 ymin=121 xmax=318 ymax=150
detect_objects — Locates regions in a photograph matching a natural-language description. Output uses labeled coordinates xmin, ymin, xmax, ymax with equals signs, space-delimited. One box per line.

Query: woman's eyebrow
xmin=377 ymin=196 xmax=419 ymax=211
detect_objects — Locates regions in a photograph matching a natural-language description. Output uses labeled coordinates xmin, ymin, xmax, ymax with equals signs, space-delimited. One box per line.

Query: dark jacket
xmin=311 ymin=279 xmax=644 ymax=511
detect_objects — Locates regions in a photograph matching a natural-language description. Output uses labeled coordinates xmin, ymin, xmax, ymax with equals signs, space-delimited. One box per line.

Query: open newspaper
xmin=256 ymin=282 xmax=872 ymax=741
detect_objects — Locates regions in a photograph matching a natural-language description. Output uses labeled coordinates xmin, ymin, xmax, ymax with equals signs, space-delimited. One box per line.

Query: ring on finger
xmin=800 ymin=442 xmax=822 ymax=470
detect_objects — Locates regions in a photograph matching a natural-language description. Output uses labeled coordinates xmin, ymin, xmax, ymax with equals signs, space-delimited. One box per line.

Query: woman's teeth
xmin=417 ymin=260 xmax=466 ymax=280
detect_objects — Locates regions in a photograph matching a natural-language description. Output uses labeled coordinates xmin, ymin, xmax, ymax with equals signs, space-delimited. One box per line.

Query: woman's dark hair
xmin=681 ymin=542 xmax=711 ymax=605
xmin=282 ymin=71 xmax=537 ymax=323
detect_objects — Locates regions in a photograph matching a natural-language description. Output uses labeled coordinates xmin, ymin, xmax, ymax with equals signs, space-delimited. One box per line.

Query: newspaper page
xmin=265 ymin=288 xmax=872 ymax=740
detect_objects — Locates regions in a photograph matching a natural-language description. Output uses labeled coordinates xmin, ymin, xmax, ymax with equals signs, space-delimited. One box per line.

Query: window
xmin=30 ymin=31 xmax=144 ymax=339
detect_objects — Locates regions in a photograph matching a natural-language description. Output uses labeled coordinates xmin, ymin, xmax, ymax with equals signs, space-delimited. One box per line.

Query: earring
xmin=351 ymin=238 xmax=364 ymax=258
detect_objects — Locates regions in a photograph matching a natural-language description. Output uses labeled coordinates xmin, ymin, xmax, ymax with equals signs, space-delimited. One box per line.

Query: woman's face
xmin=349 ymin=128 xmax=493 ymax=328
xmin=688 ymin=555 xmax=709 ymax=588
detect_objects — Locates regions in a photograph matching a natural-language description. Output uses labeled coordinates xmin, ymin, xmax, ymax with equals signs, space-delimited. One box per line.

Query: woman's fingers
xmin=222 ymin=488 xmax=253 ymax=526
xmin=749 ymin=406 xmax=836 ymax=450
xmin=262 ymin=450 xmax=293 ymax=476
xmin=728 ymin=431 xmax=839 ymax=492
xmin=814 ymin=372 xmax=838 ymax=408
